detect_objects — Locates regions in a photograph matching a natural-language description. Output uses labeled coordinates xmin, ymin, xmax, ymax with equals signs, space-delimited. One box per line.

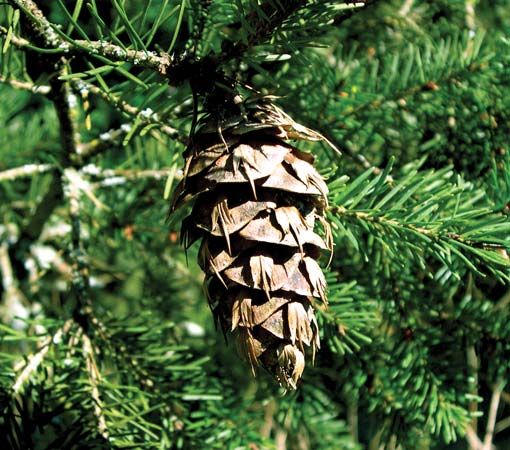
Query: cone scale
xmin=171 ymin=102 xmax=331 ymax=389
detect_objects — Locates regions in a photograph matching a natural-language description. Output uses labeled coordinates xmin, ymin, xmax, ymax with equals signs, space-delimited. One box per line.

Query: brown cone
xmin=171 ymin=102 xmax=331 ymax=389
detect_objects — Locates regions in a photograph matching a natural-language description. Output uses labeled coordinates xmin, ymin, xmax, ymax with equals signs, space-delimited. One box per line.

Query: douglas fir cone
xmin=171 ymin=100 xmax=332 ymax=389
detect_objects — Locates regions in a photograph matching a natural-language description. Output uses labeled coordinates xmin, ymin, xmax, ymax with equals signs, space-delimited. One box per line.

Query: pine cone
xmin=171 ymin=102 xmax=331 ymax=389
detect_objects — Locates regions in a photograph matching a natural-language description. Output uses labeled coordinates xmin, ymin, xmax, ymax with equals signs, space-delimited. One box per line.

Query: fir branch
xmin=57 ymin=86 xmax=109 ymax=441
xmin=368 ymin=338 xmax=472 ymax=445
xmin=75 ymin=121 xmax=185 ymax=165
xmin=11 ymin=320 xmax=73 ymax=394
xmin=49 ymin=76 xmax=80 ymax=164
xmin=333 ymin=206 xmax=473 ymax=246
xmin=14 ymin=67 xmax=79 ymax=255
xmin=7 ymin=0 xmax=62 ymax=48
xmin=466 ymin=340 xmax=479 ymax=437
xmin=221 ymin=1 xmax=375 ymax=62
xmin=86 ymin=167 xmax=179 ymax=186
xmin=18 ymin=176 xmax=63 ymax=242
xmin=339 ymin=33 xmax=491 ymax=122
xmin=63 ymin=168 xmax=92 ymax=313
xmin=465 ymin=426 xmax=484 ymax=450
xmin=495 ymin=416 xmax=510 ymax=434
xmin=76 ymin=126 xmax=131 ymax=161
xmin=482 ymin=380 xmax=505 ymax=450
xmin=0 ymin=242 xmax=28 ymax=327
xmin=82 ymin=332 xmax=109 ymax=441
xmin=329 ymin=164 xmax=510 ymax=279
xmin=332 ymin=0 xmax=380 ymax=26
xmin=220 ymin=0 xmax=306 ymax=62
xmin=0 ymin=3 xmax=508 ymax=448
xmin=70 ymin=40 xmax=173 ymax=75
xmin=465 ymin=0 xmax=477 ymax=33
xmin=0 ymin=75 xmax=50 ymax=94
xmin=11 ymin=5 xmax=79 ymax=245
xmin=0 ymin=24 xmax=29 ymax=48
xmin=398 ymin=0 xmax=414 ymax=17
xmin=6 ymin=0 xmax=174 ymax=75
xmin=71 ymin=80 xmax=185 ymax=145
xmin=0 ymin=163 xmax=54 ymax=182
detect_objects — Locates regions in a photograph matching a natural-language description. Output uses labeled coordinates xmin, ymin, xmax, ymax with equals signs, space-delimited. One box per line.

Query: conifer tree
xmin=0 ymin=1 xmax=509 ymax=449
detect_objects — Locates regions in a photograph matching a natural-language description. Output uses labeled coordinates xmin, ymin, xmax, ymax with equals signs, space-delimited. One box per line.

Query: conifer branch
xmin=6 ymin=0 xmax=174 ymax=75
xmin=87 ymin=167 xmax=179 ymax=184
xmin=0 ymin=163 xmax=54 ymax=182
xmin=15 ymin=77 xmax=76 ymax=252
xmin=0 ymin=162 xmax=175 ymax=191
xmin=64 ymin=169 xmax=92 ymax=314
xmin=0 ymin=23 xmax=29 ymax=48
xmin=332 ymin=0 xmax=380 ymax=26
xmin=329 ymin=166 xmax=510 ymax=279
xmin=221 ymin=1 xmax=375 ymax=62
xmin=11 ymin=4 xmax=79 ymax=246
xmin=220 ymin=0 xmax=307 ymax=62
xmin=482 ymin=381 xmax=505 ymax=450
xmin=0 ymin=242 xmax=28 ymax=326
xmin=82 ymin=332 xmax=109 ymax=441
xmin=465 ymin=426 xmax=484 ymax=450
xmin=71 ymin=81 xmax=185 ymax=145
xmin=494 ymin=288 xmax=510 ymax=311
xmin=343 ymin=52 xmax=489 ymax=122
xmin=0 ymin=75 xmax=50 ymax=94
xmin=398 ymin=0 xmax=414 ymax=16
xmin=57 ymin=74 xmax=109 ymax=441
xmin=11 ymin=320 xmax=73 ymax=394
xmin=495 ymin=416 xmax=510 ymax=434
xmin=466 ymin=340 xmax=479 ymax=436
xmin=331 ymin=206 xmax=504 ymax=251
xmin=76 ymin=127 xmax=131 ymax=161
xmin=465 ymin=0 xmax=477 ymax=33
xmin=0 ymin=2 xmax=508 ymax=447
xmin=19 ymin=177 xmax=63 ymax=242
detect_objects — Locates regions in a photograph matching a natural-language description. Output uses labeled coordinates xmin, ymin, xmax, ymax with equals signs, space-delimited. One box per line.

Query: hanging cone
xmin=171 ymin=101 xmax=332 ymax=389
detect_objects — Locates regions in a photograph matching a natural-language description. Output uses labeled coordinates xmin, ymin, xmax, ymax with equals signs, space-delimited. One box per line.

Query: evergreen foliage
xmin=0 ymin=1 xmax=509 ymax=449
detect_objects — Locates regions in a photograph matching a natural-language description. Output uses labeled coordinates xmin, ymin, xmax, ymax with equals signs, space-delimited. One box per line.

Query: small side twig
xmin=85 ymin=166 xmax=179 ymax=182
xmin=0 ymin=75 xmax=50 ymax=94
xmin=482 ymin=381 xmax=505 ymax=450
xmin=220 ymin=0 xmax=307 ymax=62
xmin=0 ymin=24 xmax=30 ymax=47
xmin=465 ymin=425 xmax=483 ymax=450
xmin=0 ymin=163 xmax=54 ymax=181
xmin=82 ymin=332 xmax=109 ymax=441
xmin=347 ymin=397 xmax=359 ymax=443
xmin=465 ymin=0 xmax=476 ymax=33
xmin=72 ymin=80 xmax=185 ymax=144
xmin=495 ymin=416 xmax=510 ymax=434
xmin=494 ymin=288 xmax=510 ymax=311
xmin=398 ymin=0 xmax=414 ymax=16
xmin=76 ymin=126 xmax=131 ymax=161
xmin=11 ymin=320 xmax=73 ymax=394
xmin=0 ymin=240 xmax=30 ymax=328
